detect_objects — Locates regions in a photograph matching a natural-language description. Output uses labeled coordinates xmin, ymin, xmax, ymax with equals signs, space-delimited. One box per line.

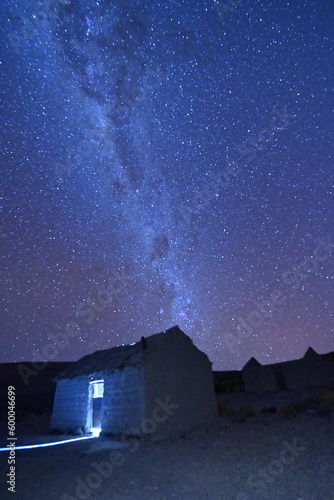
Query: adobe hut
xmin=50 ymin=326 xmax=218 ymax=438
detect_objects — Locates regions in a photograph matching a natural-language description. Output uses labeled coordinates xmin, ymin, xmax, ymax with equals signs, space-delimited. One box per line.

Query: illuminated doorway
xmin=89 ymin=380 xmax=104 ymax=436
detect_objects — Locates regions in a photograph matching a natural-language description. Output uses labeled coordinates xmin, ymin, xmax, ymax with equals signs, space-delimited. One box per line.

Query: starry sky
xmin=1 ymin=0 xmax=333 ymax=370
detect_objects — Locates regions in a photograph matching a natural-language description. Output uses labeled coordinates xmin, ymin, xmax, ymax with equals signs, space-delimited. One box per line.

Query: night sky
xmin=1 ymin=0 xmax=333 ymax=370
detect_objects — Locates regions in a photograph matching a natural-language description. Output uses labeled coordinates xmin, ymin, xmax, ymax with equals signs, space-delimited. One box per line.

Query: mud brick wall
xmin=101 ymin=366 xmax=144 ymax=434
xmin=51 ymin=376 xmax=89 ymax=431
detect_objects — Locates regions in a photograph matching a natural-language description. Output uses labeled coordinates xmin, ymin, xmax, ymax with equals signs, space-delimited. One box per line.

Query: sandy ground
xmin=1 ymin=409 xmax=333 ymax=500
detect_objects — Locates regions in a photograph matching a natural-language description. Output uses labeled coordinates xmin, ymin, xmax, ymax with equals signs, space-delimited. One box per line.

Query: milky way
xmin=1 ymin=0 xmax=333 ymax=369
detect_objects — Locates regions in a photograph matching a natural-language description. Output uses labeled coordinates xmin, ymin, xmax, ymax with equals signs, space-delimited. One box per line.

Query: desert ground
xmin=1 ymin=363 xmax=333 ymax=500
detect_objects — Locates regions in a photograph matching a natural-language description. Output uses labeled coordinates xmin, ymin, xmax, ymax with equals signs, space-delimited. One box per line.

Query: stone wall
xmin=101 ymin=366 xmax=144 ymax=434
xmin=243 ymin=365 xmax=279 ymax=393
xmin=282 ymin=360 xmax=334 ymax=390
xmin=50 ymin=376 xmax=89 ymax=431
xmin=143 ymin=331 xmax=218 ymax=438
xmin=243 ymin=358 xmax=334 ymax=392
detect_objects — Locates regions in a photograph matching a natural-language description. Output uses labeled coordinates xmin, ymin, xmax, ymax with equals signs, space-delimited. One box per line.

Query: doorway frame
xmin=88 ymin=379 xmax=104 ymax=436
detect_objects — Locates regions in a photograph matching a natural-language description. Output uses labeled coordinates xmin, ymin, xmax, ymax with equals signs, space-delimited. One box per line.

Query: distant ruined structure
xmin=242 ymin=347 xmax=334 ymax=393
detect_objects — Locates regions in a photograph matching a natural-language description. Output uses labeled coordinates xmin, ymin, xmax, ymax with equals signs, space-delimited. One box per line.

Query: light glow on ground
xmin=91 ymin=427 xmax=102 ymax=437
xmin=0 ymin=435 xmax=95 ymax=452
